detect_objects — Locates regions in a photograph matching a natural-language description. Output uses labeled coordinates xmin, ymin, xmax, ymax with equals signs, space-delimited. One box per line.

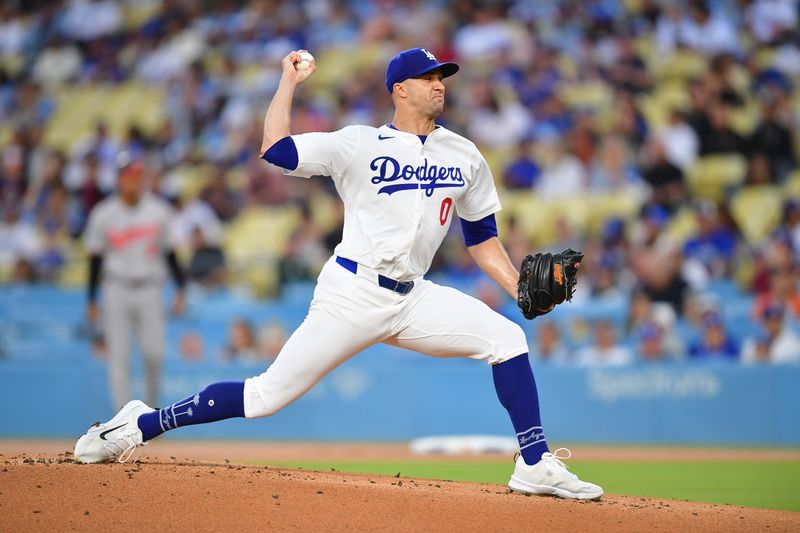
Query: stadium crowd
xmin=1 ymin=0 xmax=799 ymax=365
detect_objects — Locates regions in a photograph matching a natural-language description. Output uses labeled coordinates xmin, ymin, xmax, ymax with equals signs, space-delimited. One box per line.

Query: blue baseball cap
xmin=385 ymin=48 xmax=459 ymax=94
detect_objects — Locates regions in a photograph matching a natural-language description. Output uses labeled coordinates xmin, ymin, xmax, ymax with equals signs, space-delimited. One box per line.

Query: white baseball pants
xmin=243 ymin=257 xmax=528 ymax=418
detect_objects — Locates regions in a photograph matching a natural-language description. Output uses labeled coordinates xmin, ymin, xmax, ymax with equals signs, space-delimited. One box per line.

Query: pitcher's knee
xmin=242 ymin=375 xmax=298 ymax=418
xmin=493 ymin=321 xmax=529 ymax=365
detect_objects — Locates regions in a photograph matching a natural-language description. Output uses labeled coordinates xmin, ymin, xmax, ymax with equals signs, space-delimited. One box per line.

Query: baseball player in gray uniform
xmin=84 ymin=159 xmax=186 ymax=410
xmin=75 ymin=49 xmax=602 ymax=500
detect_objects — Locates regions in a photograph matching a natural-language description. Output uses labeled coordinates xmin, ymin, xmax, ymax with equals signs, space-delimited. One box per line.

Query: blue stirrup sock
xmin=137 ymin=381 xmax=246 ymax=442
xmin=492 ymin=353 xmax=550 ymax=465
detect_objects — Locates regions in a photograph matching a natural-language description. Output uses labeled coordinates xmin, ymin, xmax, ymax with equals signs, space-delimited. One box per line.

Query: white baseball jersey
xmin=85 ymin=193 xmax=174 ymax=282
xmin=245 ymin=122 xmax=527 ymax=420
xmin=283 ymin=124 xmax=502 ymax=280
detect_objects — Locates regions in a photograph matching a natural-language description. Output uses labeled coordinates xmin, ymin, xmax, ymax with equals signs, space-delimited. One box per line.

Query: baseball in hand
xmin=294 ymin=51 xmax=314 ymax=71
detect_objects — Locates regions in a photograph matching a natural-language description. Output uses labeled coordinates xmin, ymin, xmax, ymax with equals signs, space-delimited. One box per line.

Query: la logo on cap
xmin=421 ymin=48 xmax=436 ymax=61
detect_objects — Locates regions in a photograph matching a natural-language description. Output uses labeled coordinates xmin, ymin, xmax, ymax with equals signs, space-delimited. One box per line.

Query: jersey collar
xmin=381 ymin=124 xmax=442 ymax=145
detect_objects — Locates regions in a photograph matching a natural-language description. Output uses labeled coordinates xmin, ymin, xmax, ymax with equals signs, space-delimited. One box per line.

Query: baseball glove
xmin=517 ymin=248 xmax=583 ymax=319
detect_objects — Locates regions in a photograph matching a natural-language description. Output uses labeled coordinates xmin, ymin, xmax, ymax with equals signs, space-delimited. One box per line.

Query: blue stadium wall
xmin=1 ymin=348 xmax=798 ymax=445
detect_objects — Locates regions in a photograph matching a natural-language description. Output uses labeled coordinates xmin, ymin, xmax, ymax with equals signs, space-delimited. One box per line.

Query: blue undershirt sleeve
xmin=261 ymin=136 xmax=298 ymax=171
xmin=460 ymin=213 xmax=498 ymax=247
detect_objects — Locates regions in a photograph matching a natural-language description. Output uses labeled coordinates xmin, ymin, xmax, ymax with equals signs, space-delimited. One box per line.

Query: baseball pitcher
xmin=75 ymin=49 xmax=602 ymax=500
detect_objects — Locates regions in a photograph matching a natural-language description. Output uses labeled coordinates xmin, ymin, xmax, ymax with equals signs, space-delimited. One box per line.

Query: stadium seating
xmin=730 ymin=185 xmax=783 ymax=244
xmin=686 ymin=154 xmax=748 ymax=202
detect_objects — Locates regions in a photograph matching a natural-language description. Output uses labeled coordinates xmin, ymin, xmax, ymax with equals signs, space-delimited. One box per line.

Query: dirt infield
xmin=1 ymin=442 xmax=798 ymax=532
xmin=4 ymin=439 xmax=800 ymax=462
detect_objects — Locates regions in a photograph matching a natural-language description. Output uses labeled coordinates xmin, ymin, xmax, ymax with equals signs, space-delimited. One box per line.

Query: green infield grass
xmin=256 ymin=459 xmax=800 ymax=512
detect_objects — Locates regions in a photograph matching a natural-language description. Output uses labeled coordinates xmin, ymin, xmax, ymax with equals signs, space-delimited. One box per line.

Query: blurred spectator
xmin=65 ymin=124 xmax=118 ymax=193
xmin=707 ymin=54 xmax=746 ymax=107
xmin=503 ymin=139 xmax=540 ymax=190
xmin=187 ymin=226 xmax=226 ymax=287
xmin=606 ymin=35 xmax=653 ymax=94
xmin=772 ymin=33 xmax=800 ymax=77
xmin=3 ymin=83 xmax=54 ymax=130
xmin=745 ymin=152 xmax=778 ymax=186
xmin=682 ymin=291 xmax=721 ymax=331
xmin=682 ymin=201 xmax=738 ymax=283
xmin=655 ymin=110 xmax=699 ymax=171
xmin=630 ymin=206 xmax=689 ymax=312
xmin=501 ymin=215 xmax=530 ymax=267
xmin=612 ymin=91 xmax=647 ymax=148
xmin=588 ymin=134 xmax=646 ymax=199
xmin=640 ymin=139 xmax=686 ymax=213
xmin=530 ymin=320 xmax=570 ymax=365
xmin=750 ymin=231 xmax=795 ymax=295
xmin=36 ymin=181 xmax=72 ymax=236
xmin=11 ymin=258 xmax=38 ymax=284
xmin=782 ymin=201 xmax=800 ymax=255
xmin=686 ymin=79 xmax=713 ymax=138
xmin=453 ymin=5 xmax=516 ymax=61
xmin=550 ymin=216 xmax=582 ymax=253
xmin=179 ymin=330 xmax=205 ymax=362
xmin=741 ymin=302 xmax=800 ymax=364
xmin=639 ymin=249 xmax=689 ymax=313
xmin=466 ymin=79 xmax=531 ymax=149
xmin=0 ymin=207 xmax=41 ymax=270
xmin=566 ymin=114 xmax=597 ymax=168
xmin=60 ymin=0 xmax=122 ymax=42
xmin=651 ymin=302 xmax=686 ymax=358
xmin=749 ymin=101 xmax=795 ymax=181
xmin=657 ymin=0 xmax=738 ymax=56
xmin=0 ymin=6 xmax=27 ymax=61
xmin=222 ymin=319 xmax=260 ymax=362
xmin=247 ymin=159 xmax=294 ymax=208
xmin=1 ymin=129 xmax=27 ymax=208
xmin=626 ymin=289 xmax=654 ymax=335
xmin=752 ymin=267 xmax=800 ymax=320
xmin=257 ymin=320 xmax=288 ymax=361
xmin=32 ymin=36 xmax=82 ymax=86
xmin=474 ymin=278 xmax=506 ymax=312
xmin=202 ymin=166 xmax=242 ymax=222
xmin=534 ymin=137 xmax=586 ymax=200
xmin=575 ymin=321 xmax=633 ymax=367
xmin=637 ymin=321 xmax=670 ymax=362
xmin=278 ymin=203 xmax=327 ymax=285
xmin=73 ymin=154 xmax=106 ymax=235
xmin=171 ymin=196 xmax=222 ymax=250
xmin=745 ymin=0 xmax=798 ymax=44
xmin=698 ymin=103 xmax=746 ymax=155
xmin=688 ymin=311 xmax=739 ymax=360
xmin=587 ymin=253 xmax=627 ymax=301
xmin=24 ymin=149 xmax=66 ymax=214
xmin=36 ymin=232 xmax=66 ymax=282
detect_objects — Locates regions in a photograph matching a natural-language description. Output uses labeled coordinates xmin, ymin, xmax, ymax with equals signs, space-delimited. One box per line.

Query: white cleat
xmin=74 ymin=400 xmax=154 ymax=464
xmin=508 ymin=448 xmax=603 ymax=500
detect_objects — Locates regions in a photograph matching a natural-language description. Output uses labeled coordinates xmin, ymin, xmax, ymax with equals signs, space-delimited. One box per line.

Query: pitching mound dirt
xmin=1 ymin=453 xmax=797 ymax=532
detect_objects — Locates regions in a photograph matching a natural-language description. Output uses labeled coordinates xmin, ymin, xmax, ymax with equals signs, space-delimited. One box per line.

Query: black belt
xmin=335 ymin=256 xmax=415 ymax=295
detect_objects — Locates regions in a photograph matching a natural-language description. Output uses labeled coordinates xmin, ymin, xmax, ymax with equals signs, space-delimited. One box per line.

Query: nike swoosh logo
xmin=99 ymin=423 xmax=127 ymax=441
xmin=378 ymin=134 xmax=394 ymax=140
